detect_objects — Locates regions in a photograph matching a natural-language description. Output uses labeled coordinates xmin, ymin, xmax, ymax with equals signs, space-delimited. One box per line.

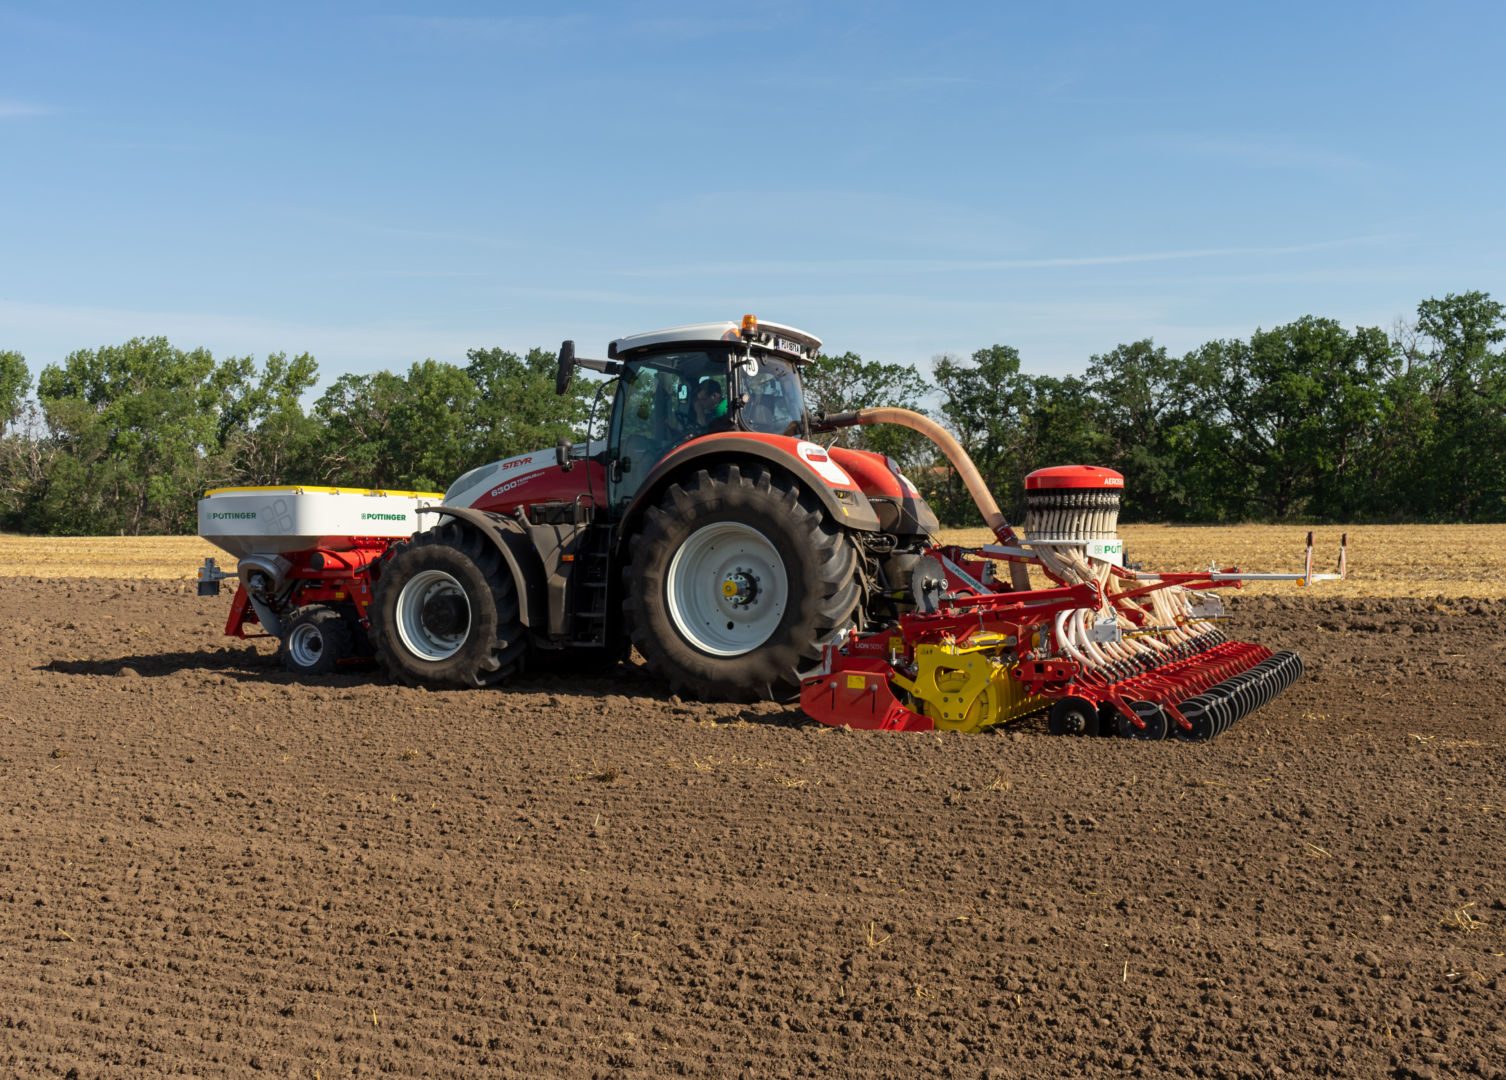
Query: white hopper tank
xmin=197 ymin=486 xmax=443 ymax=559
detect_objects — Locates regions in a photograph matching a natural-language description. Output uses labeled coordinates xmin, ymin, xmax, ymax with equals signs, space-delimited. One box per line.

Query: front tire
xmin=624 ymin=463 xmax=859 ymax=701
xmin=369 ymin=522 xmax=528 ymax=688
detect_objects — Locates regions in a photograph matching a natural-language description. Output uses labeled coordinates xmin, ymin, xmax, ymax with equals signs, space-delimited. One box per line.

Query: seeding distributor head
xmin=1024 ymin=465 xmax=1123 ymax=542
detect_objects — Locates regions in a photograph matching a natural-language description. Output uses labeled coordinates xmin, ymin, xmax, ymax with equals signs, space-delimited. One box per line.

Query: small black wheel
xmin=1117 ymin=700 xmax=1169 ymax=740
xmin=279 ymin=606 xmax=354 ymax=676
xmin=1175 ymin=696 xmax=1218 ymax=741
xmin=1048 ymin=696 xmax=1101 ymax=737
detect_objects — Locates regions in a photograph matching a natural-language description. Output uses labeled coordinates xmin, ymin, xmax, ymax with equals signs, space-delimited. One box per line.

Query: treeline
xmin=0 ymin=342 xmax=590 ymax=535
xmin=808 ymin=291 xmax=1506 ymax=525
xmin=1 ymin=291 xmax=1503 ymax=535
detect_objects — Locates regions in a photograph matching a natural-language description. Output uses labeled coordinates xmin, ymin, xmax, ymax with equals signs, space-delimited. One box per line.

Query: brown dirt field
xmin=2 ymin=575 xmax=1504 ymax=1078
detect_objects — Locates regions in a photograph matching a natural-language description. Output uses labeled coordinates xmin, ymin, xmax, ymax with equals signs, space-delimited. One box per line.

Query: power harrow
xmin=800 ymin=410 xmax=1345 ymax=740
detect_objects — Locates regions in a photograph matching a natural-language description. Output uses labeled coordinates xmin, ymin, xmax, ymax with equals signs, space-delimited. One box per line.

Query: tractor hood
xmin=444 ymin=442 xmax=605 ymax=516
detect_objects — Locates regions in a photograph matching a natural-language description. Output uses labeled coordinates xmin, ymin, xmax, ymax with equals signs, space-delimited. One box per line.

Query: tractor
xmin=366 ymin=315 xmax=910 ymax=700
xmin=201 ymin=316 xmax=932 ymax=701
xmin=197 ymin=314 xmax=1343 ymax=738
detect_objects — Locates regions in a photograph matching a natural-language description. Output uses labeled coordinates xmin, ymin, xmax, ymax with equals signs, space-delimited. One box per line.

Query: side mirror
xmin=556 ymin=340 xmax=576 ymax=396
xmin=556 ymin=436 xmax=574 ymax=471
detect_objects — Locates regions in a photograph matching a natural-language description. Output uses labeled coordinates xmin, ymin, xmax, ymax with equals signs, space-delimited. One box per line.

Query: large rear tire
xmin=624 ymin=463 xmax=860 ymax=701
xmin=369 ymin=522 xmax=528 ymax=688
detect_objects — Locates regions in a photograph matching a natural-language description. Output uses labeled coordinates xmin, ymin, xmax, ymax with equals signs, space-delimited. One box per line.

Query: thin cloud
xmin=0 ymin=99 xmax=52 ymax=118
xmin=888 ymin=75 xmax=983 ymax=88
xmin=609 ymin=234 xmax=1401 ymax=278
xmin=375 ymin=14 xmax=589 ymax=46
xmin=281 ymin=207 xmax=518 ymax=251
xmin=1154 ymin=133 xmax=1370 ymax=173
xmin=0 ymin=299 xmax=515 ymax=377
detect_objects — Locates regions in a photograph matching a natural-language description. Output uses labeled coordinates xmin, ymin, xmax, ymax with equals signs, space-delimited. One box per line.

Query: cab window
xmin=739 ymin=354 xmax=805 ymax=436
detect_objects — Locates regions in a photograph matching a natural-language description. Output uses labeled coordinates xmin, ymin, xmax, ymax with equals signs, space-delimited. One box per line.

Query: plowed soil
xmin=2 ymin=579 xmax=1504 ymax=1079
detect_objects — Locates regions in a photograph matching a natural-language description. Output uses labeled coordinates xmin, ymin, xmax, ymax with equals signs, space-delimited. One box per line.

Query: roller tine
xmin=1229 ymin=689 xmax=1251 ymax=727
xmin=1215 ymin=693 xmax=1235 ymax=736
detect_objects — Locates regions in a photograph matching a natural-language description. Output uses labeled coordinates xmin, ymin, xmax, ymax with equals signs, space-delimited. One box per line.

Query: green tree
xmin=35 ymin=338 xmax=230 ymax=533
xmin=1084 ymin=340 xmax=1194 ymax=519
xmin=214 ymin=351 xmax=322 ymax=486
xmin=0 ymin=351 xmax=47 ymax=529
xmin=312 ymin=348 xmax=593 ymax=493
xmin=0 ymin=350 xmax=29 ymax=428
xmin=931 ymin=345 xmax=1038 ymax=524
xmin=1407 ymin=291 xmax=1506 ymax=519
xmin=313 ymin=363 xmax=480 ymax=491
xmin=1021 ymin=374 xmax=1107 ymax=488
xmin=1182 ymin=317 xmax=1392 ymax=520
xmin=802 ymin=351 xmax=933 ymax=470
xmin=466 ymin=346 xmax=592 ymax=462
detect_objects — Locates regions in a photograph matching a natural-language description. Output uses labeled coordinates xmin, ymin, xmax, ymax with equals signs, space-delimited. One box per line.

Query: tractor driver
xmin=681 ymin=377 xmax=729 ymax=438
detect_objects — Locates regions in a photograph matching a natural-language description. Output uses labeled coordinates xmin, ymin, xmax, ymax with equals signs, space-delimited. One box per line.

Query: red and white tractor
xmin=197 ymin=315 xmax=1343 ymax=738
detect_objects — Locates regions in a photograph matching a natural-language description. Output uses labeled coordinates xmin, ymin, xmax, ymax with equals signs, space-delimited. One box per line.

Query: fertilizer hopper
xmin=197 ymin=486 xmax=440 ymax=559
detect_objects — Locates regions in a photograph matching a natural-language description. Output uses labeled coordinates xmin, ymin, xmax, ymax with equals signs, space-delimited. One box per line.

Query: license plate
xmin=773 ymin=336 xmax=804 ymax=356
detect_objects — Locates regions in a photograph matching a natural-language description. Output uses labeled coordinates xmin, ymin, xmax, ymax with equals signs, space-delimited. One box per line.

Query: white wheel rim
xmin=666 ymin=522 xmax=788 ymax=657
xmin=287 ymin=621 xmax=325 ymax=668
xmin=396 ymin=569 xmax=471 ymax=662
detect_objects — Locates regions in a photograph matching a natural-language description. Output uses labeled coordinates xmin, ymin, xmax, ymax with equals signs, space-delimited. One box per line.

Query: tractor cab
xmin=562 ymin=316 xmax=822 ymax=515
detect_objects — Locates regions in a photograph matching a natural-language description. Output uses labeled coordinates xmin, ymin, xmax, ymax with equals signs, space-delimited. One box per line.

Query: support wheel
xmin=1116 ymin=700 xmax=1169 ymax=740
xmin=1048 ymin=696 xmax=1101 ymax=737
xmin=278 ymin=606 xmax=353 ymax=676
xmin=369 ymin=522 xmax=528 ymax=688
xmin=1175 ymin=696 xmax=1218 ymax=741
xmin=624 ymin=463 xmax=860 ymax=701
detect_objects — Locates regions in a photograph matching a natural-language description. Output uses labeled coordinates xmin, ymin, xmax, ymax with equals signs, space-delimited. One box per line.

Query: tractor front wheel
xmin=624 ymin=463 xmax=859 ymax=701
xmin=369 ymin=522 xmax=528 ymax=688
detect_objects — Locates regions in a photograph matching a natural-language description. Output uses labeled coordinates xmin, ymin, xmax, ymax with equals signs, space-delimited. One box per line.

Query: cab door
xmin=605 ymin=351 xmax=727 ymax=517
xmin=605 ymin=361 xmax=675 ymax=518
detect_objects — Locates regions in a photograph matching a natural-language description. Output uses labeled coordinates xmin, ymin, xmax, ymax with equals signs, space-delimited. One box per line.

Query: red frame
xmin=224 ymin=538 xmax=394 ymax=642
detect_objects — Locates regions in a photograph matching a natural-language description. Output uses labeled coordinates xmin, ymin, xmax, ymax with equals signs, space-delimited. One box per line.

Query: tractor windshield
xmin=737 ymin=353 xmax=806 ymax=437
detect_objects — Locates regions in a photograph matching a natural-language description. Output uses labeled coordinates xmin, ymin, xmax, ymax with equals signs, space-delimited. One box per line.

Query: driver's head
xmin=692 ymin=378 xmax=723 ymax=418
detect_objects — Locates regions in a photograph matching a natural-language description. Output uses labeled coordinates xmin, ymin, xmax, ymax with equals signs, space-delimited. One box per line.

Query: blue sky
xmin=2 ymin=1 xmax=1503 ymax=386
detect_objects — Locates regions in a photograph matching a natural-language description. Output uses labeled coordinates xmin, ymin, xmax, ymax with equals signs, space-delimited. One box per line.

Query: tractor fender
xmin=414 ymin=505 xmax=546 ymax=629
xmin=622 ymin=433 xmax=882 ymax=539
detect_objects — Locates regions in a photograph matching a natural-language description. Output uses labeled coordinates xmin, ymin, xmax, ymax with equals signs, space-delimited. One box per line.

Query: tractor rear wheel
xmin=624 ymin=463 xmax=860 ymax=701
xmin=369 ymin=522 xmax=528 ymax=688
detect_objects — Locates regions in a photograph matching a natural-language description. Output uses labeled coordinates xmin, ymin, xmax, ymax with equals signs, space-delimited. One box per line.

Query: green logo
xmin=210 ymin=511 xmax=256 ymax=520
xmin=361 ymin=512 xmax=407 ymax=521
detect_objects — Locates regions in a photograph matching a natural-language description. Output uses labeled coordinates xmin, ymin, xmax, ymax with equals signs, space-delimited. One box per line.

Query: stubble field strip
xmin=1 ymin=525 xmax=1503 ymax=599
xmin=938 ymin=523 xmax=1506 ymax=600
